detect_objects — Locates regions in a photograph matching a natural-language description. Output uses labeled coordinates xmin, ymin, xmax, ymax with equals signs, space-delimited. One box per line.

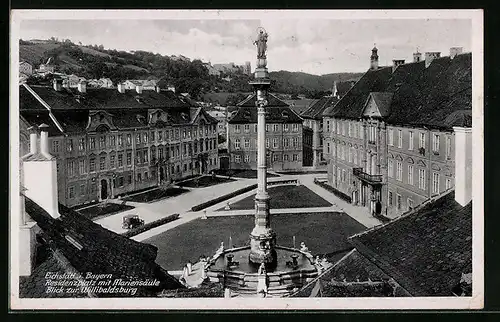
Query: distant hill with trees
xmin=19 ymin=38 xmax=363 ymax=100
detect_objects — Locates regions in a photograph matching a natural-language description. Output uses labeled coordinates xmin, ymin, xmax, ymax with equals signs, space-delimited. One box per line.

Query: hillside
xmin=19 ymin=39 xmax=363 ymax=100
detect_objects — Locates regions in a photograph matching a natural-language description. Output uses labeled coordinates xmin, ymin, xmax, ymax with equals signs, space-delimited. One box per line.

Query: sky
xmin=19 ymin=19 xmax=472 ymax=75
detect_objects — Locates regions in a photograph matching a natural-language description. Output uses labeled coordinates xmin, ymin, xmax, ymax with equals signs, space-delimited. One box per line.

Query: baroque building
xmin=322 ymin=46 xmax=471 ymax=218
xmin=227 ymin=93 xmax=303 ymax=172
xmin=20 ymin=79 xmax=218 ymax=208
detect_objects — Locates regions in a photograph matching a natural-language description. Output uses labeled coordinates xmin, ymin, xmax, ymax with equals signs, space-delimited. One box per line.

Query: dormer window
xmin=135 ymin=96 xmax=144 ymax=104
xmin=282 ymin=111 xmax=289 ymax=119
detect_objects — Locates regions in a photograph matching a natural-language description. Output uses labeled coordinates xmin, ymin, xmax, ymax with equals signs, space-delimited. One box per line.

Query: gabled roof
xmin=23 ymin=197 xmax=184 ymax=297
xmin=362 ymin=92 xmax=393 ymax=118
xmin=349 ymin=191 xmax=472 ymax=296
xmin=228 ymin=93 xmax=302 ymax=124
xmin=324 ymin=53 xmax=472 ymax=130
xmin=301 ymin=96 xmax=340 ymax=120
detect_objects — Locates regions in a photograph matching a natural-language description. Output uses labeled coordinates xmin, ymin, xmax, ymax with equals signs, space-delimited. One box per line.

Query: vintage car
xmin=122 ymin=214 xmax=145 ymax=230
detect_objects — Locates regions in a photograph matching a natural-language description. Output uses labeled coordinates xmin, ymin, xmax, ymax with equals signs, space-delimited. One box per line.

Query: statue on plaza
xmin=254 ymin=28 xmax=268 ymax=59
xmin=257 ymin=262 xmax=268 ymax=297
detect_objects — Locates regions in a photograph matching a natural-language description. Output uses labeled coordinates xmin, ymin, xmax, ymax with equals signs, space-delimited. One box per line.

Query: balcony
xmin=353 ymin=168 xmax=383 ymax=185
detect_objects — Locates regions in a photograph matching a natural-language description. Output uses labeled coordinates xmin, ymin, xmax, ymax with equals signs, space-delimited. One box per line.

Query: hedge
xmin=122 ymin=213 xmax=180 ymax=238
xmin=314 ymin=179 xmax=352 ymax=203
xmin=190 ymin=184 xmax=258 ymax=212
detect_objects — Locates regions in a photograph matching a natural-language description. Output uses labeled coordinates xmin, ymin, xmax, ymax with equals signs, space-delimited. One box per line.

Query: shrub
xmin=314 ymin=179 xmax=352 ymax=203
xmin=191 ymin=184 xmax=258 ymax=211
xmin=122 ymin=213 xmax=180 ymax=238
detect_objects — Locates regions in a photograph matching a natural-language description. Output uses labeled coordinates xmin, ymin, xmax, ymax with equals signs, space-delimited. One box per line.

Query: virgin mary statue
xmin=254 ymin=30 xmax=268 ymax=59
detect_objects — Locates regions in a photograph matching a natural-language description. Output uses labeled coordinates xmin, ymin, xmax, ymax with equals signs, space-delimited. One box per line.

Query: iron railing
xmin=353 ymin=167 xmax=382 ymax=184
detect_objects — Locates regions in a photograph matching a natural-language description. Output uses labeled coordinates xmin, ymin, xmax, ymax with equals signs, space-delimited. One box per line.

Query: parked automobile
xmin=122 ymin=214 xmax=145 ymax=229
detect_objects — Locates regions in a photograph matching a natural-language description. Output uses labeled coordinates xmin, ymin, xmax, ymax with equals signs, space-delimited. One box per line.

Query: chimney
xmin=78 ymin=80 xmax=87 ymax=93
xmin=28 ymin=126 xmax=38 ymax=155
xmin=370 ymin=46 xmax=379 ymax=70
xmin=22 ymin=124 xmax=60 ymax=219
xmin=62 ymin=78 xmax=69 ymax=88
xmin=450 ymin=47 xmax=463 ymax=59
xmin=19 ymin=163 xmax=38 ymax=277
xmin=425 ymin=52 xmax=441 ymax=68
xmin=155 ymin=85 xmax=161 ymax=93
xmin=332 ymin=81 xmax=338 ymax=98
xmin=453 ymin=127 xmax=472 ymax=206
xmin=135 ymin=84 xmax=143 ymax=94
xmin=392 ymin=59 xmax=405 ymax=73
xmin=53 ymin=78 xmax=62 ymax=91
xmin=117 ymin=83 xmax=125 ymax=93
xmin=413 ymin=51 xmax=422 ymax=63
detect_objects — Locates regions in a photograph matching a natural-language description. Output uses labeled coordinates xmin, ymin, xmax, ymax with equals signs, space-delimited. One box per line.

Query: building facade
xmin=323 ymin=46 xmax=471 ymax=218
xmin=20 ymin=79 xmax=218 ymax=208
xmin=227 ymin=93 xmax=303 ymax=172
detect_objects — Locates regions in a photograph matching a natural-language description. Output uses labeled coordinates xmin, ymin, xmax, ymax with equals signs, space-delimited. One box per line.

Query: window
xmin=118 ymin=154 xmax=123 ymax=167
xmin=144 ymin=132 xmax=148 ymax=143
xmin=273 ymin=138 xmax=278 ymax=148
xmin=398 ymin=130 xmax=403 ymax=148
xmin=292 ymin=124 xmax=299 ymax=132
xmin=273 ymin=154 xmax=279 ymax=162
xmin=183 ymin=163 xmax=187 ymax=171
xmin=266 ymin=138 xmax=270 ymax=148
xmin=388 ymin=191 xmax=393 ymax=206
xmin=273 ymin=124 xmax=279 ymax=132
xmin=341 ymin=146 xmax=345 ymax=160
xmin=433 ymin=134 xmax=440 ymax=153
xmin=136 ymin=151 xmax=141 ymax=164
xmin=284 ymin=154 xmax=289 ymax=161
xmin=348 ymin=148 xmax=352 ymax=163
xmin=176 ymin=129 xmax=181 ymax=139
xmin=418 ymin=169 xmax=426 ymax=190
xmin=336 ymin=121 xmax=341 ymax=134
xmin=360 ymin=125 xmax=364 ymax=140
xmin=284 ymin=124 xmax=289 ymax=132
xmin=419 ymin=132 xmax=425 ymax=149
xmin=446 ymin=136 xmax=452 ymax=159
xmin=408 ymin=165 xmax=414 ymax=185
xmin=78 ymin=138 xmax=85 ymax=151
xmin=183 ymin=129 xmax=186 ymax=139
xmin=284 ymin=138 xmax=290 ymax=149
xmin=52 ymin=140 xmax=60 ymax=153
xmin=446 ymin=178 xmax=452 ymax=190
xmin=234 ymin=139 xmax=240 ymax=149
xmin=127 ymin=134 xmax=132 ymax=145
xmin=235 ymin=125 xmax=241 ymax=133
xmin=341 ymin=122 xmax=346 ymax=136
xmin=293 ymin=154 xmax=298 ymax=161
xmin=254 ymin=124 xmax=258 ymax=132
xmin=151 ymin=131 xmax=155 ymax=142
xmin=68 ymin=187 xmax=75 ymax=199
xmin=117 ymin=135 xmax=122 ymax=147
xmin=326 ymin=142 xmax=331 ymax=154
xmin=353 ymin=149 xmax=357 ymax=164
xmin=396 ymin=161 xmax=402 ymax=181
xmin=137 ymin=173 xmax=142 ymax=182
xmin=109 ymin=154 xmax=115 ymax=168
xmin=369 ymin=125 xmax=376 ymax=143
xmin=127 ymin=175 xmax=132 ymax=184
xmin=235 ymin=155 xmax=241 ymax=163
xmin=109 ymin=135 xmax=116 ymax=147
xmin=79 ymin=159 xmax=86 ymax=174
xmin=99 ymin=136 xmax=106 ymax=149
xmin=89 ymin=158 xmax=96 ymax=172
xmin=388 ymin=159 xmax=394 ymax=178
xmin=244 ymin=124 xmax=250 ymax=132
xmin=348 ymin=123 xmax=351 ymax=137
xmin=80 ymin=184 xmax=86 ymax=196
xmin=432 ymin=172 xmax=440 ymax=194
xmin=244 ymin=138 xmax=250 ymax=149
xmin=332 ymin=120 xmax=336 ymax=133
xmin=67 ymin=160 xmax=75 ymax=176
xmin=293 ymin=137 xmax=299 ymax=148
xmin=67 ymin=139 xmax=73 ymax=152
xmin=342 ymin=169 xmax=346 ymax=182
xmin=127 ymin=152 xmax=132 ymax=165
xmin=397 ymin=194 xmax=402 ymax=210
xmin=244 ymin=155 xmax=250 ymax=163
xmin=99 ymin=156 xmax=106 ymax=170
xmin=326 ymin=121 xmax=330 ymax=133
xmin=158 ymin=131 xmax=163 ymax=141
xmin=136 ymin=134 xmax=141 ymax=144
xmin=409 ymin=131 xmax=414 ymax=150
xmin=407 ymin=198 xmax=414 ymax=210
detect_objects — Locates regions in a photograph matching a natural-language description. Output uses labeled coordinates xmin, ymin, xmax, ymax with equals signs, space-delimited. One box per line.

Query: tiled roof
xmin=350 ymin=191 xmax=472 ymax=296
xmin=23 ymin=197 xmax=184 ymax=297
xmin=21 ymin=110 xmax=63 ymax=136
xmin=301 ymin=96 xmax=340 ymax=120
xmin=324 ymin=53 xmax=472 ymax=130
xmin=229 ymin=93 xmax=302 ymax=124
xmin=367 ymin=92 xmax=393 ymax=117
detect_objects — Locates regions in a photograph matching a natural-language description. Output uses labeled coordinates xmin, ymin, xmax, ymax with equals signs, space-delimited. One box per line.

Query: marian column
xmin=249 ymin=28 xmax=277 ymax=267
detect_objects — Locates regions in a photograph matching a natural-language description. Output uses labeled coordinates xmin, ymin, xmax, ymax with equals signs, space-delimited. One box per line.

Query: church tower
xmin=370 ymin=45 xmax=379 ymax=70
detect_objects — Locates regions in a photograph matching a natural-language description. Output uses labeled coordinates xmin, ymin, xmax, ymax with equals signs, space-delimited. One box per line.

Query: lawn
xmin=145 ymin=212 xmax=366 ymax=270
xmin=77 ymin=203 xmax=135 ymax=220
xmin=219 ymin=185 xmax=332 ymax=210
xmin=123 ymin=187 xmax=189 ymax=203
xmin=178 ymin=175 xmax=236 ymax=188
xmin=214 ymin=169 xmax=279 ymax=179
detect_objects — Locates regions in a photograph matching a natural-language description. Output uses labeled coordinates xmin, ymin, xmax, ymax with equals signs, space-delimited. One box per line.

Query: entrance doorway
xmin=159 ymin=167 xmax=165 ymax=181
xmin=100 ymin=179 xmax=108 ymax=200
